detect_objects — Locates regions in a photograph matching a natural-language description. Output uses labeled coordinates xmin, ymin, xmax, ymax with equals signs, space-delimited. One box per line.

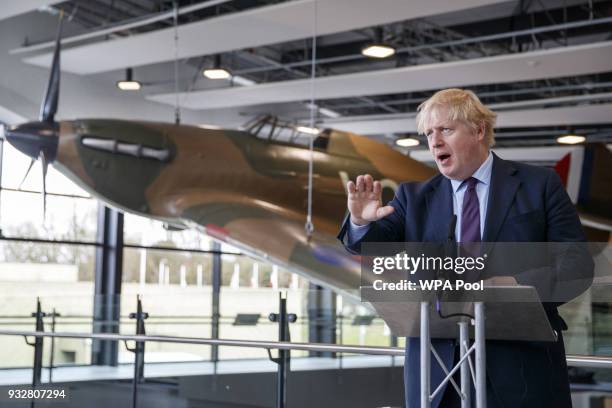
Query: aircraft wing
xmin=177 ymin=201 xmax=362 ymax=301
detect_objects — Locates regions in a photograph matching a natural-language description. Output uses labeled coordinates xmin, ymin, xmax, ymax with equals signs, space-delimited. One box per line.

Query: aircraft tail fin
xmin=554 ymin=143 xmax=612 ymax=232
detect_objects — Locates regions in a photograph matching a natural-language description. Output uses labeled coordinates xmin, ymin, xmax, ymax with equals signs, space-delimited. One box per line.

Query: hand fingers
xmin=356 ymin=175 xmax=364 ymax=192
xmin=373 ymin=180 xmax=382 ymax=196
xmin=376 ymin=205 xmax=395 ymax=219
xmin=347 ymin=180 xmax=356 ymax=194
xmin=364 ymin=174 xmax=373 ymax=193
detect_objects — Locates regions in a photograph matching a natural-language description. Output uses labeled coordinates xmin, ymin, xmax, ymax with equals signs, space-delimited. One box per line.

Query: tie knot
xmin=464 ymin=177 xmax=478 ymax=190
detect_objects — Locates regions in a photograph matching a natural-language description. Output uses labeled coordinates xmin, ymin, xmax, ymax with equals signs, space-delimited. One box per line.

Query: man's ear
xmin=476 ymin=121 xmax=486 ymax=141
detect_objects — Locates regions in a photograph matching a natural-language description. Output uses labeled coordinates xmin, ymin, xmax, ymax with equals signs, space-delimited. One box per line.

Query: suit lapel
xmin=425 ymin=176 xmax=454 ymax=242
xmin=483 ymin=154 xmax=520 ymax=242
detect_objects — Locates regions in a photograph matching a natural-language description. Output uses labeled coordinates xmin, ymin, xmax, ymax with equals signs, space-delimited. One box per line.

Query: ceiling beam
xmin=23 ymin=0 xmax=509 ymax=74
xmin=410 ymin=146 xmax=577 ymax=163
xmin=321 ymin=103 xmax=612 ymax=135
xmin=146 ymin=41 xmax=612 ymax=110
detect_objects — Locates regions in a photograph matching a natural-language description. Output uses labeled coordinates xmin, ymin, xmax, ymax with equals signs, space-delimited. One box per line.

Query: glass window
xmin=0 ymin=242 xmax=95 ymax=368
xmin=120 ymin=246 xmax=214 ymax=363
xmin=1 ymin=140 xmax=97 ymax=242
xmin=219 ymin=254 xmax=308 ymax=359
xmin=0 ymin=190 xmax=97 ymax=241
xmin=123 ymin=212 xmax=212 ymax=251
xmin=1 ymin=140 xmax=90 ymax=196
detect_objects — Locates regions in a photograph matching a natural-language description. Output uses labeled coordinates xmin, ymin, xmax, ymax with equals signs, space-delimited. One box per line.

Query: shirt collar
xmin=450 ymin=151 xmax=493 ymax=193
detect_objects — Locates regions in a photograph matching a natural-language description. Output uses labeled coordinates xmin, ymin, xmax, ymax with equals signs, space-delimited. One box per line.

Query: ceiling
xmin=24 ymin=0 xmax=510 ymax=74
xmin=0 ymin=1 xmax=60 ymax=22
xmin=4 ymin=0 xmax=612 ymax=149
xmin=146 ymin=41 xmax=612 ymax=109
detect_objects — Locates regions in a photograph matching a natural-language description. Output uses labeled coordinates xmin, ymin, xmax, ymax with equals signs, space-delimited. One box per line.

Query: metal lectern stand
xmin=419 ymin=301 xmax=485 ymax=408
xmin=369 ymin=286 xmax=557 ymax=408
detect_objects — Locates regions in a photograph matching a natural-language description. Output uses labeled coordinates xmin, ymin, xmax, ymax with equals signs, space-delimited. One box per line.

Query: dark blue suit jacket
xmin=337 ymin=153 xmax=592 ymax=408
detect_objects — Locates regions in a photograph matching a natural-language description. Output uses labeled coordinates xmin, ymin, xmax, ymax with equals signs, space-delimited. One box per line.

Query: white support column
xmin=180 ymin=265 xmax=187 ymax=287
xmin=230 ymin=263 xmax=240 ymax=289
xmin=196 ymin=264 xmax=203 ymax=287
xmin=271 ymin=265 xmax=279 ymax=289
xmin=290 ymin=273 xmax=299 ymax=290
xmin=139 ymin=248 xmax=146 ymax=288
xmin=158 ymin=260 xmax=165 ymax=286
xmin=251 ymin=262 xmax=259 ymax=288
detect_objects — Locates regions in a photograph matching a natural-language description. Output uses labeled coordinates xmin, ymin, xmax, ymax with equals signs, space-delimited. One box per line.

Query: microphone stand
xmin=436 ymin=215 xmax=466 ymax=319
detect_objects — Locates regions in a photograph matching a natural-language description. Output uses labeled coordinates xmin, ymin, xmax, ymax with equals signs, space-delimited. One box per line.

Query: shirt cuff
xmin=347 ymin=219 xmax=371 ymax=243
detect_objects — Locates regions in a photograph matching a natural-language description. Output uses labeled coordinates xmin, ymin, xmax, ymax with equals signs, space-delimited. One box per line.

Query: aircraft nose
xmin=4 ymin=121 xmax=59 ymax=162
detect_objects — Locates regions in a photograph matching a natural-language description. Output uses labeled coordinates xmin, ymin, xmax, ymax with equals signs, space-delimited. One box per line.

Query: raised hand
xmin=347 ymin=174 xmax=395 ymax=226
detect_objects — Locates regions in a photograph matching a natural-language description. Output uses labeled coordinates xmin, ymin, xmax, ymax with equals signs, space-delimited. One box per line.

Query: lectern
xmin=368 ymin=286 xmax=557 ymax=408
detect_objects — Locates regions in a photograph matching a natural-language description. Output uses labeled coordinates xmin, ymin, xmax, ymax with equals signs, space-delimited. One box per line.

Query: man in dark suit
xmin=337 ymin=89 xmax=592 ymax=407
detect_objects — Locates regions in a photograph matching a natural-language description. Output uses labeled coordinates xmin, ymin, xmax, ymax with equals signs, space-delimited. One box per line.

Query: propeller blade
xmin=40 ymin=150 xmax=48 ymax=220
xmin=39 ymin=11 xmax=64 ymax=123
xmin=18 ymin=159 xmax=36 ymax=190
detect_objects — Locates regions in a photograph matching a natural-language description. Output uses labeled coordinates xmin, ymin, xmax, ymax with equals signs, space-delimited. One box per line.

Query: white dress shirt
xmin=348 ymin=151 xmax=493 ymax=242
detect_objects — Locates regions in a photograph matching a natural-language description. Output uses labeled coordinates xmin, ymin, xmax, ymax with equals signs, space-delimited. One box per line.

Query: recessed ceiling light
xmin=203 ymin=68 xmax=231 ymax=80
xmin=395 ymin=137 xmax=420 ymax=147
xmin=296 ymin=126 xmax=320 ymax=135
xmin=557 ymin=135 xmax=585 ymax=144
xmin=362 ymin=44 xmax=396 ymax=58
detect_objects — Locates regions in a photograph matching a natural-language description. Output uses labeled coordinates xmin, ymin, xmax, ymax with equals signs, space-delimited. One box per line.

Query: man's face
xmin=425 ymin=106 xmax=485 ymax=180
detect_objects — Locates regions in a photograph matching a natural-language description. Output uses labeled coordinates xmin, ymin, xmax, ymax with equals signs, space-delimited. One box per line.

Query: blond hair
xmin=416 ymin=88 xmax=497 ymax=147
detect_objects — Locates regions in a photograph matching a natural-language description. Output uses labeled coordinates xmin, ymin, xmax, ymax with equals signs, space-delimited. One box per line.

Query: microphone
xmin=447 ymin=214 xmax=457 ymax=243
xmin=437 ymin=214 xmax=474 ymax=320
xmin=444 ymin=214 xmax=458 ymax=282
xmin=436 ymin=214 xmax=458 ymax=317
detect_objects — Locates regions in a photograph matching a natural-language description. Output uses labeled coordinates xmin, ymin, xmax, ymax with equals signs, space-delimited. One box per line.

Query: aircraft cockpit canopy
xmin=241 ymin=115 xmax=330 ymax=150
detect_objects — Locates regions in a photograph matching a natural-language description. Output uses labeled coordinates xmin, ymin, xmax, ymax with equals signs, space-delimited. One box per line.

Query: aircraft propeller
xmin=17 ymin=159 xmax=36 ymax=190
xmin=4 ymin=11 xmax=63 ymax=220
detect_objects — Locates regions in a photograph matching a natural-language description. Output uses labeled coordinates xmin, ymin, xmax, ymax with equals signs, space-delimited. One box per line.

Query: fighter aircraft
xmin=2 ymin=17 xmax=610 ymax=300
xmin=0 ymin=17 xmax=434 ymax=300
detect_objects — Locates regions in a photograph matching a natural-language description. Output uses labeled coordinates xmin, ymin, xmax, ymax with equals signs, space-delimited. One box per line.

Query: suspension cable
xmin=305 ymin=0 xmax=318 ymax=240
xmin=173 ymin=1 xmax=181 ymax=125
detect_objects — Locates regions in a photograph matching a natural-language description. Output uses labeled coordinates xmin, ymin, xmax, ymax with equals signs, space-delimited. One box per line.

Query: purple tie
xmin=461 ymin=177 xmax=480 ymax=242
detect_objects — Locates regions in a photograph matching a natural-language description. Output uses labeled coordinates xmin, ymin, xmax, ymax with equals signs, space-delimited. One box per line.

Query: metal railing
xmin=0 ymin=329 xmax=402 ymax=356
xmin=0 ymin=329 xmax=609 ymax=366
xmin=0 ymin=328 xmax=610 ymax=408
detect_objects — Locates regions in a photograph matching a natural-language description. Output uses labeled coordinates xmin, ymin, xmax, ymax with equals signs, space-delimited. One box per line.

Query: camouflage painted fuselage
xmin=53 ymin=119 xmax=436 ymax=298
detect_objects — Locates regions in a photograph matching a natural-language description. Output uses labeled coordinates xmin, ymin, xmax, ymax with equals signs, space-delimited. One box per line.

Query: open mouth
xmin=437 ymin=153 xmax=451 ymax=165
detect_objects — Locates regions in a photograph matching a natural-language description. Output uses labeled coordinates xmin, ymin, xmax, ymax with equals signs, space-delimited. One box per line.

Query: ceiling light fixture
xmin=362 ymin=28 xmax=395 ymax=58
xmin=557 ymin=134 xmax=585 ymax=144
xmin=203 ymin=68 xmax=231 ymax=79
xmin=362 ymin=44 xmax=396 ymax=58
xmin=296 ymin=126 xmax=320 ymax=135
xmin=203 ymin=55 xmax=231 ymax=80
xmin=117 ymin=68 xmax=141 ymax=91
xmin=197 ymin=124 xmax=223 ymax=130
xmin=395 ymin=137 xmax=420 ymax=147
